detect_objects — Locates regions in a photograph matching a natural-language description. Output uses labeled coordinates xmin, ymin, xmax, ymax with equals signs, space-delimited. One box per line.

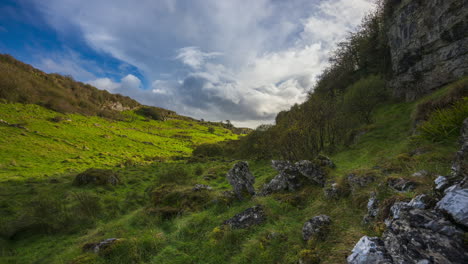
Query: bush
xmin=343 ymin=75 xmax=387 ymax=124
xmin=73 ymin=168 xmax=120 ymax=186
xmin=418 ymin=98 xmax=468 ymax=142
xmin=192 ymin=143 xmax=224 ymax=157
xmin=71 ymin=192 xmax=102 ymax=219
xmin=136 ymin=107 xmax=164 ymax=121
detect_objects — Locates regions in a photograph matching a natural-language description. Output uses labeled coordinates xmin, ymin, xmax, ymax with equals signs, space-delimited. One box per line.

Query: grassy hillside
xmin=1 ymin=79 xmax=464 ymax=264
xmin=0 ymin=102 xmax=238 ymax=179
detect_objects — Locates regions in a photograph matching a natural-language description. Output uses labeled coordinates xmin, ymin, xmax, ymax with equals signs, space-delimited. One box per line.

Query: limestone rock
xmin=347 ymin=236 xmax=392 ymax=264
xmin=226 ymin=161 xmax=255 ymax=200
xmin=383 ymin=208 xmax=468 ymax=263
xmin=302 ymin=215 xmax=331 ymax=241
xmin=223 ymin=205 xmax=265 ymax=229
xmin=387 ymin=0 xmax=468 ymax=100
xmin=434 ymin=175 xmax=449 ymax=192
xmin=262 ymin=160 xmax=326 ymax=195
xmin=363 ymin=192 xmax=379 ymax=223
xmin=436 ymin=184 xmax=468 ymax=228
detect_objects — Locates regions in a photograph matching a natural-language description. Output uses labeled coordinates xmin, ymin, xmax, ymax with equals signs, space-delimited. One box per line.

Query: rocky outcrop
xmin=387 ymin=0 xmax=468 ymax=100
xmin=223 ymin=205 xmax=266 ymax=229
xmin=226 ymin=161 xmax=255 ymax=200
xmin=261 ymin=160 xmax=326 ymax=195
xmin=302 ymin=215 xmax=331 ymax=241
xmin=383 ymin=208 xmax=468 ymax=263
xmin=347 ymin=236 xmax=392 ymax=264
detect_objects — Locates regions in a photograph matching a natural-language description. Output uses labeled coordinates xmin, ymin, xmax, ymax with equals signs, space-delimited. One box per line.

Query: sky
xmin=0 ymin=0 xmax=376 ymax=128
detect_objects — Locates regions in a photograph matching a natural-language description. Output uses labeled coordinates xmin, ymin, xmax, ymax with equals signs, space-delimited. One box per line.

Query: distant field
xmin=0 ymin=102 xmax=238 ymax=180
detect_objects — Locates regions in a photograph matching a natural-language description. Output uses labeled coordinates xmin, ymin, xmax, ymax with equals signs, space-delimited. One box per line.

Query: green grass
xmin=0 ymin=102 xmax=237 ymax=179
xmin=1 ymin=81 xmax=466 ymax=263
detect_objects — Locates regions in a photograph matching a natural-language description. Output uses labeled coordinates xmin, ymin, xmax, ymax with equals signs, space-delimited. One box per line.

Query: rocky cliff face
xmin=387 ymin=0 xmax=468 ymax=100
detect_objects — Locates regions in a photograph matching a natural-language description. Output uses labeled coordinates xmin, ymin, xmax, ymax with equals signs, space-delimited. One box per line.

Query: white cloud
xmin=175 ymin=47 xmax=222 ymax=69
xmin=32 ymin=0 xmax=376 ymax=128
xmin=89 ymin=74 xmax=141 ymax=93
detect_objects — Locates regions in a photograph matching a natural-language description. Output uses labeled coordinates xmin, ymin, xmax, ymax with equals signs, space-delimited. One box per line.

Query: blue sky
xmin=0 ymin=0 xmax=375 ymax=128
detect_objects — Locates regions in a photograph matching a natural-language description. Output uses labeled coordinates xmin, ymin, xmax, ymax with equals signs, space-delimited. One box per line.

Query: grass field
xmin=0 ymin=79 xmax=466 ymax=263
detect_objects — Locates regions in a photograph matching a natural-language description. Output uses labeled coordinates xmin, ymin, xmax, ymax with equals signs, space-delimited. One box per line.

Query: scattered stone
xmin=295 ymin=160 xmax=327 ymax=186
xmin=436 ymin=184 xmax=468 ymax=228
xmin=407 ymin=194 xmax=429 ymax=209
xmin=223 ymin=205 xmax=265 ymax=229
xmin=324 ymin=182 xmax=339 ymax=199
xmin=347 ymin=236 xmax=392 ymax=264
xmin=434 ymin=175 xmax=449 ymax=192
xmin=302 ymin=215 xmax=331 ymax=241
xmin=73 ymin=168 xmax=120 ymax=186
xmin=383 ymin=208 xmax=468 ymax=263
xmin=412 ymin=170 xmax=429 ymax=178
xmin=363 ymin=192 xmax=379 ymax=223
xmin=387 ymin=178 xmax=417 ymax=192
xmin=261 ymin=160 xmax=326 ymax=195
xmin=226 ymin=161 xmax=255 ymax=200
xmin=347 ymin=173 xmax=375 ymax=192
xmin=82 ymin=238 xmax=121 ymax=254
xmin=192 ymin=184 xmax=213 ymax=191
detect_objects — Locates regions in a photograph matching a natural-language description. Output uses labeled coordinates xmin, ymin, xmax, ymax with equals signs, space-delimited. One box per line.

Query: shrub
xmin=343 ymin=75 xmax=387 ymax=124
xmin=208 ymin=127 xmax=215 ymax=133
xmin=136 ymin=106 xmax=164 ymax=121
xmin=192 ymin=143 xmax=224 ymax=157
xmin=418 ymin=98 xmax=468 ymax=142
xmin=71 ymin=192 xmax=102 ymax=219
xmin=73 ymin=168 xmax=120 ymax=186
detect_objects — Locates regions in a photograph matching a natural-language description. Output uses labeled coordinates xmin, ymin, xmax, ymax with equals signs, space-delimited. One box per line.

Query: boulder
xmin=73 ymin=168 xmax=120 ymax=186
xmin=347 ymin=236 xmax=392 ymax=264
xmin=261 ymin=160 xmax=326 ymax=195
xmin=295 ymin=160 xmax=326 ymax=186
xmin=436 ymin=184 xmax=468 ymax=228
xmin=302 ymin=215 xmax=331 ymax=241
xmin=223 ymin=205 xmax=266 ymax=229
xmin=226 ymin=161 xmax=255 ymax=200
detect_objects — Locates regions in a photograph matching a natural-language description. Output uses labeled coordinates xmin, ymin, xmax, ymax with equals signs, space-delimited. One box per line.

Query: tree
xmin=343 ymin=75 xmax=387 ymax=124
